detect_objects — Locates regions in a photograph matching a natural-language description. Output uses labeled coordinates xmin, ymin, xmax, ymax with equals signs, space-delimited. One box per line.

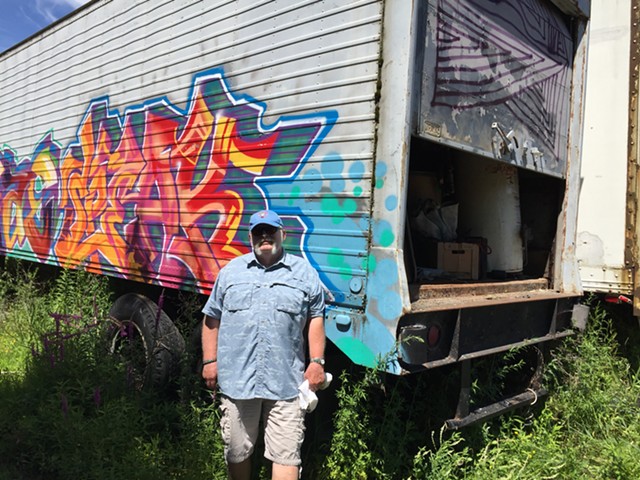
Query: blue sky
xmin=0 ymin=0 xmax=91 ymax=53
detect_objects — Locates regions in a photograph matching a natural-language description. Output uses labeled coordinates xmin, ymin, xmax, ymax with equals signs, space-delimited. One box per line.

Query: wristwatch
xmin=310 ymin=357 xmax=325 ymax=366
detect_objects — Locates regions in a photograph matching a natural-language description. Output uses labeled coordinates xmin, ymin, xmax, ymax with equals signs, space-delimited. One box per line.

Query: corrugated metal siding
xmin=0 ymin=0 xmax=383 ymax=308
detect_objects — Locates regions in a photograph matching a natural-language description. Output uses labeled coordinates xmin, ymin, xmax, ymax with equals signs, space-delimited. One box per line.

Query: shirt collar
xmin=247 ymin=250 xmax=291 ymax=270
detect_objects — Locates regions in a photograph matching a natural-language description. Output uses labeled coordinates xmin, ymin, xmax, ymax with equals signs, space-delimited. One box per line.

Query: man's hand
xmin=202 ymin=361 xmax=218 ymax=390
xmin=304 ymin=362 xmax=325 ymax=392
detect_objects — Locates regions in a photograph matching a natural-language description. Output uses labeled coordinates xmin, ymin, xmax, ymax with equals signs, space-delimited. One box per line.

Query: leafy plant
xmin=0 ymin=259 xmax=52 ymax=375
xmin=320 ymin=345 xmax=456 ymax=480
xmin=416 ymin=300 xmax=640 ymax=480
xmin=2 ymin=261 xmax=640 ymax=480
xmin=0 ymin=262 xmax=226 ymax=479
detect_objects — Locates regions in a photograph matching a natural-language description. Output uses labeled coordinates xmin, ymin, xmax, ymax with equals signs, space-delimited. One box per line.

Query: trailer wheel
xmin=108 ymin=293 xmax=185 ymax=391
xmin=189 ymin=321 xmax=203 ymax=372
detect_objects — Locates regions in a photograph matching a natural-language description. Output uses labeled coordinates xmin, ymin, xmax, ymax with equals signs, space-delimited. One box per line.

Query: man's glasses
xmin=251 ymin=225 xmax=279 ymax=236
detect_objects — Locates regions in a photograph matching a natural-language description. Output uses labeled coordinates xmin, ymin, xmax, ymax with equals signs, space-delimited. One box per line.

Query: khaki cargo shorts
xmin=219 ymin=396 xmax=306 ymax=466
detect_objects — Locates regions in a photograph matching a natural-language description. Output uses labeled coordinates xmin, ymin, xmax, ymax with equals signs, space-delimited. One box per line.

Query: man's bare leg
xmin=228 ymin=458 xmax=251 ymax=480
xmin=271 ymin=463 xmax=298 ymax=480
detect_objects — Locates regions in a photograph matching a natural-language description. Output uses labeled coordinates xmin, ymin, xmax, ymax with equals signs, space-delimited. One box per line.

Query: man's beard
xmin=254 ymin=242 xmax=280 ymax=258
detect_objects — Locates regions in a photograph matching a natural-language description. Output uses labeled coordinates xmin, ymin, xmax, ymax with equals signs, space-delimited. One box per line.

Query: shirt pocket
xmin=223 ymin=284 xmax=253 ymax=312
xmin=272 ymin=282 xmax=306 ymax=315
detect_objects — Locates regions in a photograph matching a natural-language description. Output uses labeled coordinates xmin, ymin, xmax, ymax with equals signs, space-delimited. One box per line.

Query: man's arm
xmin=201 ymin=314 xmax=220 ymax=390
xmin=304 ymin=315 xmax=325 ymax=391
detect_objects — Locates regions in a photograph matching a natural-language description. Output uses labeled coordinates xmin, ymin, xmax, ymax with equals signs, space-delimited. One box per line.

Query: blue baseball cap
xmin=249 ymin=210 xmax=283 ymax=230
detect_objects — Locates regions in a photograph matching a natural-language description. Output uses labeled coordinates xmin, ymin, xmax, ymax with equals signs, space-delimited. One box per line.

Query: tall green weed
xmin=0 ymin=261 xmax=227 ymax=479
xmin=2 ymin=260 xmax=640 ymax=480
xmin=414 ymin=301 xmax=640 ymax=479
xmin=320 ymin=350 xmax=458 ymax=480
xmin=0 ymin=260 xmax=51 ymax=374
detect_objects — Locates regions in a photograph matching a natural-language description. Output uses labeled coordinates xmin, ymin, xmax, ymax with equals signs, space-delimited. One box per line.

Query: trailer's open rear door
xmin=418 ymin=0 xmax=579 ymax=178
xmin=399 ymin=0 xmax=590 ymax=426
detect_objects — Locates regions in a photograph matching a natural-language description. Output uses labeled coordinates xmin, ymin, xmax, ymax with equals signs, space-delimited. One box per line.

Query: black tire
xmin=108 ymin=293 xmax=185 ymax=391
xmin=189 ymin=321 xmax=203 ymax=373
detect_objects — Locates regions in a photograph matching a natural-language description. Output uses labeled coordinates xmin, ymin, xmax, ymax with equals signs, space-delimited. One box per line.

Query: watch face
xmin=313 ymin=358 xmax=325 ymax=366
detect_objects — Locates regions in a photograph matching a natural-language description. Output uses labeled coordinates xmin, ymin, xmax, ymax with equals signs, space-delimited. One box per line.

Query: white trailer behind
xmin=576 ymin=0 xmax=640 ymax=313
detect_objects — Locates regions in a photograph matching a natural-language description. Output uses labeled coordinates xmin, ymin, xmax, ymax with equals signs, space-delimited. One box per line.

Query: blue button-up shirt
xmin=202 ymin=251 xmax=325 ymax=400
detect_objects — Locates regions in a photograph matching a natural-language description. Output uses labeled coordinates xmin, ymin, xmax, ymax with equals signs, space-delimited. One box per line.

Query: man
xmin=201 ymin=209 xmax=326 ymax=480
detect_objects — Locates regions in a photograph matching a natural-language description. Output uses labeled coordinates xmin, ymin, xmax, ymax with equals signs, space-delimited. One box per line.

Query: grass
xmin=0 ymin=260 xmax=226 ymax=480
xmin=407 ymin=299 xmax=640 ymax=479
xmin=1 ymin=259 xmax=639 ymax=479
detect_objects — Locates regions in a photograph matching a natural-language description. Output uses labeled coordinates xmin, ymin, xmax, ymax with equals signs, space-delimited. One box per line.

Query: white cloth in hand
xmin=298 ymin=372 xmax=333 ymax=412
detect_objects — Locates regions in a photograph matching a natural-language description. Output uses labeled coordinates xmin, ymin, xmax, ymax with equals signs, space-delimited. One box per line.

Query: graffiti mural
xmin=0 ymin=69 xmax=337 ymax=292
xmin=422 ymin=0 xmax=573 ymax=175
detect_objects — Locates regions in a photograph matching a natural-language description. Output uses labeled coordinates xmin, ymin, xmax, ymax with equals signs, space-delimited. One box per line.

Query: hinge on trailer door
xmin=491 ymin=122 xmax=514 ymax=157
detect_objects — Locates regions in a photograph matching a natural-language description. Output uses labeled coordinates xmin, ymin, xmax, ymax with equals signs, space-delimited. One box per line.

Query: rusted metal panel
xmin=411 ymin=289 xmax=575 ymax=313
xmin=630 ymin=0 xmax=640 ymax=315
xmin=419 ymin=0 xmax=575 ymax=178
xmin=624 ymin=0 xmax=638 ymax=303
xmin=399 ymin=295 xmax=576 ymax=367
xmin=579 ymin=264 xmax=634 ymax=295
xmin=553 ymin=13 xmax=588 ymax=295
xmin=415 ymin=278 xmax=549 ymax=300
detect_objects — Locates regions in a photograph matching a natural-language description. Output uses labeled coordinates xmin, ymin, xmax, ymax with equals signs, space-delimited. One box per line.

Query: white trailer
xmin=576 ymin=0 xmax=640 ymax=314
xmin=1 ymin=0 xmax=592 ymax=425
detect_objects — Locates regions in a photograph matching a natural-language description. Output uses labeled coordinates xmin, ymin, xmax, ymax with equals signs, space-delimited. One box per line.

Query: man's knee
xmin=263 ymin=398 xmax=305 ymax=466
xmin=220 ymin=396 xmax=262 ymax=463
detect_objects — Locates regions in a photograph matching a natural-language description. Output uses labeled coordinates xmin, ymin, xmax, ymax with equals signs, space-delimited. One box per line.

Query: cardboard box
xmin=437 ymin=242 xmax=480 ymax=280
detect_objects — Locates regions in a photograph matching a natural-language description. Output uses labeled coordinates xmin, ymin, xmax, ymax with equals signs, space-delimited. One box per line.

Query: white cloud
xmin=0 ymin=0 xmax=91 ymax=51
xmin=34 ymin=0 xmax=59 ymax=23
xmin=34 ymin=0 xmax=90 ymax=24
